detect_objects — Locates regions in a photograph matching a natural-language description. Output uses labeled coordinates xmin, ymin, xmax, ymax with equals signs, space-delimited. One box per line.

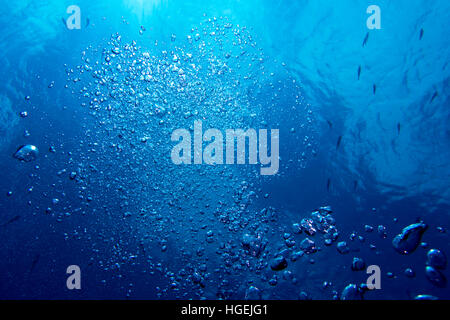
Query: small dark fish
xmin=30 ymin=254 xmax=40 ymax=273
xmin=430 ymin=91 xmax=438 ymax=103
xmin=62 ymin=18 xmax=66 ymax=27
xmin=353 ymin=180 xmax=358 ymax=191
xmin=362 ymin=32 xmax=369 ymax=47
xmin=397 ymin=123 xmax=401 ymax=135
xmin=336 ymin=136 xmax=342 ymax=150
xmin=373 ymin=84 xmax=377 ymax=95
xmin=419 ymin=28 xmax=424 ymax=40
xmin=327 ymin=178 xmax=331 ymax=192
xmin=327 ymin=120 xmax=333 ymax=129
xmin=86 ymin=18 xmax=90 ymax=28
xmin=2 ymin=215 xmax=21 ymax=226
xmin=357 ymin=66 xmax=361 ymax=80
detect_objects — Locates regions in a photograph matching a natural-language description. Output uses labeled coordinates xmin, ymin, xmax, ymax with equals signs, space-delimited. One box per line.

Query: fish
xmin=61 ymin=18 xmax=66 ymax=27
xmin=397 ymin=123 xmax=401 ymax=135
xmin=430 ymin=91 xmax=438 ymax=103
xmin=362 ymin=32 xmax=369 ymax=47
xmin=327 ymin=120 xmax=333 ymax=129
xmin=86 ymin=18 xmax=90 ymax=28
xmin=419 ymin=28 xmax=424 ymax=40
xmin=30 ymin=254 xmax=40 ymax=273
xmin=327 ymin=178 xmax=331 ymax=192
xmin=373 ymin=84 xmax=377 ymax=95
xmin=1 ymin=215 xmax=21 ymax=226
xmin=357 ymin=66 xmax=361 ymax=80
xmin=353 ymin=180 xmax=358 ymax=191
xmin=336 ymin=136 xmax=342 ymax=150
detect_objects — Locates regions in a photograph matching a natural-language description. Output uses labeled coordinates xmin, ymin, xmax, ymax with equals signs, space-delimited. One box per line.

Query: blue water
xmin=0 ymin=0 xmax=449 ymax=300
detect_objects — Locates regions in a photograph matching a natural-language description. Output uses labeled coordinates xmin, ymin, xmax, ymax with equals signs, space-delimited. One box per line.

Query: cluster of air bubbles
xmin=296 ymin=206 xmax=339 ymax=247
xmin=21 ymin=15 xmax=448 ymax=301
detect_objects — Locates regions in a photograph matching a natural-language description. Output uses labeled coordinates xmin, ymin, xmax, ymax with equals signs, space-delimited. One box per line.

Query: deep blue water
xmin=0 ymin=0 xmax=449 ymax=300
